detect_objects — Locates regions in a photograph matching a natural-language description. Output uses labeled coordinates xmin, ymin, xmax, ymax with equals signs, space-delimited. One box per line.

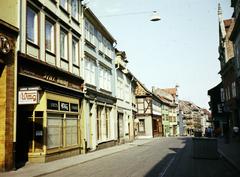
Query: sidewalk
xmin=163 ymin=138 xmax=240 ymax=177
xmin=218 ymin=137 xmax=240 ymax=172
xmin=1 ymin=138 xmax=154 ymax=177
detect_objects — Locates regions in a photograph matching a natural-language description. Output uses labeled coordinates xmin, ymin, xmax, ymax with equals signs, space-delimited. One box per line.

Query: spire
xmin=218 ymin=3 xmax=222 ymax=16
xmin=218 ymin=2 xmax=226 ymax=38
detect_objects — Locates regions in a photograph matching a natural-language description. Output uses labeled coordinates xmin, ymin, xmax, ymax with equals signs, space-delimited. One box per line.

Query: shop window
xmin=66 ymin=114 xmax=78 ymax=146
xmin=47 ymin=113 xmax=64 ymax=149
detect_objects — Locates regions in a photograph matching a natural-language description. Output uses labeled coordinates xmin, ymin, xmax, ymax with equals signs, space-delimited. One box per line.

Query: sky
xmin=86 ymin=0 xmax=233 ymax=109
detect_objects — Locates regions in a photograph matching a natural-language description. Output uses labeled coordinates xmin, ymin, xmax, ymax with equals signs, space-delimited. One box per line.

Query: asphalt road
xmin=41 ymin=137 xmax=240 ymax=177
xmin=41 ymin=137 xmax=186 ymax=177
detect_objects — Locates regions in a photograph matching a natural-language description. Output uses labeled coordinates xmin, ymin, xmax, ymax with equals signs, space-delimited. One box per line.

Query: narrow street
xmin=41 ymin=137 xmax=186 ymax=177
xmin=40 ymin=137 xmax=240 ymax=177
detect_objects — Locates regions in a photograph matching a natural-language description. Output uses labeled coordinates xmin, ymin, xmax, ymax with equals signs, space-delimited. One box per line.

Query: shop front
xmin=16 ymin=54 xmax=84 ymax=165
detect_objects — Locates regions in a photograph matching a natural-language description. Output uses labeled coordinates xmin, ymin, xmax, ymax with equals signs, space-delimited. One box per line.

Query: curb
xmin=218 ymin=149 xmax=240 ymax=172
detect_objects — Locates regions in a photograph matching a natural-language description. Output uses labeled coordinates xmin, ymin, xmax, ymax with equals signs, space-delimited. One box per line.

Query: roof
xmin=84 ymin=7 xmax=116 ymax=43
xmin=224 ymin=19 xmax=233 ymax=28
xmin=161 ymin=88 xmax=177 ymax=96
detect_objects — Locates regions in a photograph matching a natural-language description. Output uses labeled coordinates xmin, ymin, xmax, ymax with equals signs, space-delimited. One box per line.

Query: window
xmin=27 ymin=6 xmax=38 ymax=44
xmin=66 ymin=114 xmax=78 ymax=146
xmin=220 ymin=88 xmax=225 ymax=102
xmin=99 ymin=66 xmax=112 ymax=91
xmin=71 ymin=0 xmax=79 ymax=20
xmin=84 ymin=58 xmax=96 ymax=85
xmin=60 ymin=29 xmax=68 ymax=59
xmin=72 ymin=38 xmax=79 ymax=65
xmin=89 ymin=24 xmax=95 ymax=45
xmin=85 ymin=20 xmax=89 ymax=41
xmin=47 ymin=113 xmax=63 ymax=149
xmin=237 ymin=41 xmax=240 ymax=69
xmin=98 ymin=31 xmax=103 ymax=52
xmin=45 ymin=20 xmax=55 ymax=52
xmin=139 ymin=119 xmax=145 ymax=132
xmin=232 ymin=82 xmax=237 ymax=98
xmin=60 ymin=0 xmax=68 ymax=10
xmin=97 ymin=106 xmax=102 ymax=140
xmin=105 ymin=108 xmax=110 ymax=139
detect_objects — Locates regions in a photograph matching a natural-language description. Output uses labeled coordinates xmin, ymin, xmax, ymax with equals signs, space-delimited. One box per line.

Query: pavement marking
xmin=158 ymin=156 xmax=176 ymax=177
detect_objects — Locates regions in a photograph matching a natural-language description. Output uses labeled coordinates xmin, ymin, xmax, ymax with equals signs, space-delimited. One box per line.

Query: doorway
xmin=16 ymin=108 xmax=33 ymax=168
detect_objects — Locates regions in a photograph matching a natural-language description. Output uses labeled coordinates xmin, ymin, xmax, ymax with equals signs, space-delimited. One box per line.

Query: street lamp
xmin=150 ymin=11 xmax=161 ymax=21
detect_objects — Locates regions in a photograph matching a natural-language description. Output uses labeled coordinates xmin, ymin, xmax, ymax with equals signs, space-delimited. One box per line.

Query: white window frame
xmin=84 ymin=58 xmax=96 ymax=85
xmin=60 ymin=0 xmax=68 ymax=11
xmin=98 ymin=31 xmax=103 ymax=52
xmin=72 ymin=38 xmax=79 ymax=66
xmin=71 ymin=0 xmax=79 ymax=20
xmin=27 ymin=6 xmax=38 ymax=44
xmin=45 ymin=19 xmax=55 ymax=53
xmin=60 ymin=29 xmax=68 ymax=60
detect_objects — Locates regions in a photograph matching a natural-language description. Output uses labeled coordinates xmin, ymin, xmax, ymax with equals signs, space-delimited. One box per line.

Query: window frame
xmin=45 ymin=19 xmax=55 ymax=53
xmin=60 ymin=0 xmax=68 ymax=11
xmin=72 ymin=37 xmax=79 ymax=66
xmin=60 ymin=29 xmax=68 ymax=60
xmin=26 ymin=5 xmax=39 ymax=45
xmin=71 ymin=0 xmax=79 ymax=20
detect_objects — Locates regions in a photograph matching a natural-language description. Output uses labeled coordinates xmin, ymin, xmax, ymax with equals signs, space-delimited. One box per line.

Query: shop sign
xmin=18 ymin=90 xmax=39 ymax=104
xmin=47 ymin=99 xmax=59 ymax=110
xmin=70 ymin=103 xmax=79 ymax=112
xmin=60 ymin=102 xmax=69 ymax=111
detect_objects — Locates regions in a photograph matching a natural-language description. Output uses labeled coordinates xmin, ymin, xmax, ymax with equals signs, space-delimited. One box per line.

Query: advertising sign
xmin=18 ymin=90 xmax=39 ymax=104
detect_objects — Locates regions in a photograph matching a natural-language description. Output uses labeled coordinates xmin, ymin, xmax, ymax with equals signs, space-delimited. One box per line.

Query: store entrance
xmin=15 ymin=108 xmax=33 ymax=168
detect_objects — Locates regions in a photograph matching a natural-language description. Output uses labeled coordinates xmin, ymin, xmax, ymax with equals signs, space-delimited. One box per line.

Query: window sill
xmin=50 ymin=0 xmax=57 ymax=5
xmin=98 ymin=50 xmax=104 ymax=56
xmin=27 ymin=40 xmax=40 ymax=49
xmin=85 ymin=39 xmax=96 ymax=50
xmin=71 ymin=16 xmax=80 ymax=25
xmin=99 ymin=88 xmax=112 ymax=95
xmin=46 ymin=49 xmax=56 ymax=57
xmin=59 ymin=5 xmax=70 ymax=17
xmin=73 ymin=63 xmax=79 ymax=68
xmin=61 ymin=57 xmax=69 ymax=63
xmin=85 ymin=83 xmax=97 ymax=90
xmin=105 ymin=55 xmax=112 ymax=62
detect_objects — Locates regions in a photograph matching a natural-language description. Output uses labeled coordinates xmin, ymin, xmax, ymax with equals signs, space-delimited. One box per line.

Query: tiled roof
xmin=161 ymin=88 xmax=177 ymax=96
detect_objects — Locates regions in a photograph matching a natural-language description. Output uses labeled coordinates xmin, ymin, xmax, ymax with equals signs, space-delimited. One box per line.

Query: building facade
xmin=16 ymin=0 xmax=84 ymax=165
xmin=153 ymin=87 xmax=179 ymax=137
xmin=208 ymin=82 xmax=227 ymax=137
xmin=0 ymin=0 xmax=19 ymax=171
xmin=218 ymin=3 xmax=239 ymax=138
xmin=230 ymin=0 xmax=240 ymax=136
xmin=115 ymin=50 xmax=135 ymax=143
xmin=82 ymin=7 xmax=117 ymax=151
xmin=135 ymin=82 xmax=163 ymax=138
